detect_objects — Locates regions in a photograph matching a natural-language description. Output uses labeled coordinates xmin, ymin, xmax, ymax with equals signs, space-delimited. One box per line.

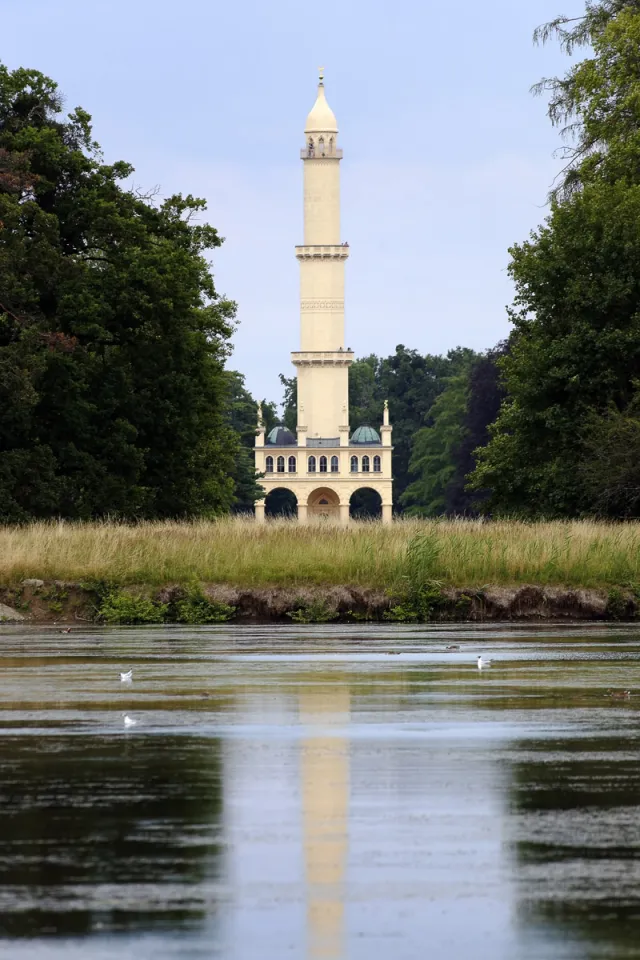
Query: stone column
xmin=339 ymin=503 xmax=350 ymax=526
xmin=298 ymin=503 xmax=309 ymax=525
xmin=382 ymin=503 xmax=393 ymax=525
xmin=255 ymin=502 xmax=266 ymax=523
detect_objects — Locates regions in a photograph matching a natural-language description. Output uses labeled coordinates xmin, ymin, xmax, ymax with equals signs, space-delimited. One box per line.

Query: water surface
xmin=1 ymin=623 xmax=640 ymax=959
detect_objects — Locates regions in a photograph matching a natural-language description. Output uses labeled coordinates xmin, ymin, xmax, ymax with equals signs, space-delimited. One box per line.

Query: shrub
xmin=171 ymin=584 xmax=236 ymax=624
xmin=288 ymin=599 xmax=339 ymax=623
xmin=99 ymin=591 xmax=167 ymax=624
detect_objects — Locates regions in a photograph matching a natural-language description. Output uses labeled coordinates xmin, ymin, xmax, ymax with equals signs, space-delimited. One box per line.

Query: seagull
xmin=58 ymin=627 xmax=72 ymax=634
xmin=123 ymin=715 xmax=137 ymax=728
xmin=477 ymin=656 xmax=492 ymax=670
xmin=120 ymin=670 xmax=132 ymax=683
xmin=446 ymin=645 xmax=460 ymax=651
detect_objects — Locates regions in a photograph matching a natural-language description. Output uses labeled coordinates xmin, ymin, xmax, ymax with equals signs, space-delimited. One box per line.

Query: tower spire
xmin=304 ymin=69 xmax=337 ymax=134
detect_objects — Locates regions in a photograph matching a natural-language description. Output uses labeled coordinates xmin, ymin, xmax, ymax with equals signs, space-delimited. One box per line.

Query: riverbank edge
xmin=0 ymin=580 xmax=637 ymax=624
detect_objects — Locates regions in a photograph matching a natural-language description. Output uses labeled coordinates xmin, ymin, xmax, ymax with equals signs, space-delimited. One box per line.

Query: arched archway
xmin=308 ymin=487 xmax=340 ymax=522
xmin=350 ymin=487 xmax=382 ymax=520
xmin=265 ymin=487 xmax=298 ymax=519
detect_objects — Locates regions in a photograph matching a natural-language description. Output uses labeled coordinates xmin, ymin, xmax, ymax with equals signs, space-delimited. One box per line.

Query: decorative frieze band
xmin=300 ymin=299 xmax=344 ymax=312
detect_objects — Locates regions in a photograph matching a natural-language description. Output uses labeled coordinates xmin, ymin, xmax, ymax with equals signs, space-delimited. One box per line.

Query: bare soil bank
xmin=0 ymin=581 xmax=636 ymax=624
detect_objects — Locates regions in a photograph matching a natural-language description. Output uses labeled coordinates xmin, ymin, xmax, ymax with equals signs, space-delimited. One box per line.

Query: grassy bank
xmin=1 ymin=517 xmax=640 ymax=590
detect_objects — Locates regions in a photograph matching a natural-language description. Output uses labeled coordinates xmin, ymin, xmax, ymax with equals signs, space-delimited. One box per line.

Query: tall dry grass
xmin=1 ymin=517 xmax=640 ymax=588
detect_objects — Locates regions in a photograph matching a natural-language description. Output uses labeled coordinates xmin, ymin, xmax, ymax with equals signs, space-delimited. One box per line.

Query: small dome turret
xmin=305 ymin=71 xmax=338 ymax=134
xmin=266 ymin=425 xmax=296 ymax=446
xmin=350 ymin=425 xmax=381 ymax=445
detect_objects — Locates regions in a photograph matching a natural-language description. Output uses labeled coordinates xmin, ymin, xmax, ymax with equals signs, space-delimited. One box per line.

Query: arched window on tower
xmin=319 ymin=455 xmax=328 ymax=473
xmin=373 ymin=455 xmax=381 ymax=473
xmin=328 ymin=136 xmax=334 ymax=155
xmin=288 ymin=456 xmax=296 ymax=473
xmin=318 ymin=136 xmax=325 ymax=156
xmin=265 ymin=456 xmax=274 ymax=473
xmin=350 ymin=456 xmax=358 ymax=473
xmin=331 ymin=456 xmax=339 ymax=473
xmin=308 ymin=456 xmax=316 ymax=473
xmin=307 ymin=137 xmax=314 ymax=157
xmin=277 ymin=456 xmax=285 ymax=473
xmin=362 ymin=455 xmax=370 ymax=473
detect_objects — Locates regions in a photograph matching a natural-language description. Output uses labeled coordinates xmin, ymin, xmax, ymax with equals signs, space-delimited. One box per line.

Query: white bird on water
xmin=477 ymin=656 xmax=492 ymax=670
xmin=123 ymin=715 xmax=137 ymax=728
xmin=120 ymin=670 xmax=132 ymax=683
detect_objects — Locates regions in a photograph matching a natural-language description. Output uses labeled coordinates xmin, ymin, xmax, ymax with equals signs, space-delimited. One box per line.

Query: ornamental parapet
xmin=300 ymin=148 xmax=343 ymax=159
xmin=295 ymin=245 xmax=350 ymax=261
xmin=291 ymin=350 xmax=354 ymax=367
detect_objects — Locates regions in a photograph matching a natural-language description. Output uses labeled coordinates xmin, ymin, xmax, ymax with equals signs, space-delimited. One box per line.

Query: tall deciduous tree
xmin=471 ymin=2 xmax=640 ymax=516
xmin=401 ymin=349 xmax=483 ymax=516
xmin=0 ymin=63 xmax=239 ymax=521
xmin=224 ymin=371 xmax=277 ymax=513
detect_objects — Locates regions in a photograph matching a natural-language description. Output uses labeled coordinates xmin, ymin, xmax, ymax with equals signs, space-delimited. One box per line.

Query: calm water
xmin=1 ymin=623 xmax=640 ymax=959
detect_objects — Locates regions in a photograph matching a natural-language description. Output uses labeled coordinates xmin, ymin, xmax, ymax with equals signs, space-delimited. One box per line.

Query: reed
xmin=1 ymin=517 xmax=640 ymax=590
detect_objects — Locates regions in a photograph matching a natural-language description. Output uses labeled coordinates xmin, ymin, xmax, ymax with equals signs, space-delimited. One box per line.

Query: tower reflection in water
xmin=299 ymin=684 xmax=350 ymax=960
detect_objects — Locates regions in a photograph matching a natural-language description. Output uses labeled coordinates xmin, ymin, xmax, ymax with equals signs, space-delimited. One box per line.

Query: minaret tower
xmin=293 ymin=69 xmax=352 ymax=443
xmin=254 ymin=73 xmax=393 ymax=524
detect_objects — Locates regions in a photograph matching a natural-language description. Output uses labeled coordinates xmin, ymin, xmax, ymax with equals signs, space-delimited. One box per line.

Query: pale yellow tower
xmin=299 ymin=684 xmax=350 ymax=959
xmin=255 ymin=73 xmax=393 ymax=523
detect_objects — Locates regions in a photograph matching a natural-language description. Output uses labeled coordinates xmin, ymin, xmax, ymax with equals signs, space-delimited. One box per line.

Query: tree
xmin=401 ymin=370 xmax=471 ymax=516
xmin=470 ymin=3 xmax=640 ymax=516
xmin=447 ymin=343 xmax=507 ymax=514
xmin=580 ymin=396 xmax=640 ymax=516
xmin=533 ymin=0 xmax=640 ymax=197
xmin=279 ymin=373 xmax=297 ymax=431
xmin=401 ymin=349 xmax=483 ymax=516
xmin=0 ymin=63 xmax=238 ymax=520
xmin=224 ymin=371 xmax=277 ymax=513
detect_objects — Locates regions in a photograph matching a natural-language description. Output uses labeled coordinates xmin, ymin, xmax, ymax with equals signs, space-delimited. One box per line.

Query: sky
xmin=3 ymin=0 xmax=582 ymax=406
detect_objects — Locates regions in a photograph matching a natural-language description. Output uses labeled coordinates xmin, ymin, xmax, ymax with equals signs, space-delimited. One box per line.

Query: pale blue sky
xmin=4 ymin=0 xmax=580 ymax=403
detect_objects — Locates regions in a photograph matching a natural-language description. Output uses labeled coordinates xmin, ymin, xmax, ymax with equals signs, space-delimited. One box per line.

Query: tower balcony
xmin=300 ymin=147 xmax=343 ymax=159
xmin=291 ymin=350 xmax=354 ymax=367
xmin=295 ymin=244 xmax=350 ymax=261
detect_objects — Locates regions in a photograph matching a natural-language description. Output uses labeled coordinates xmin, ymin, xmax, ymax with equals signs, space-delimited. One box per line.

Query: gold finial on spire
xmin=318 ymin=66 xmax=325 ymax=85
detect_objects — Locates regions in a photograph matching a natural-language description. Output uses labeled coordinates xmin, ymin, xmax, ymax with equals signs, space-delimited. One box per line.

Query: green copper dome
xmin=350 ymin=424 xmax=381 ymax=445
xmin=266 ymin=425 xmax=296 ymax=446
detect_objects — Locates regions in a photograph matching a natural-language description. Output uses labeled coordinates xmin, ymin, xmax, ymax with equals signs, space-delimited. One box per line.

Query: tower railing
xmin=300 ymin=147 xmax=343 ymax=159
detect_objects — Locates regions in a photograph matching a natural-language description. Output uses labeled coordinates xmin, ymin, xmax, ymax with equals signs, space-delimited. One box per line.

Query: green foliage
xmin=579 ymin=396 xmax=640 ymax=517
xmin=384 ymin=532 xmax=447 ymax=621
xmin=533 ymin=1 xmax=640 ymax=198
xmin=384 ymin=582 xmax=445 ymax=622
xmin=606 ymin=587 xmax=629 ymax=620
xmin=470 ymin=4 xmax=640 ymax=518
xmin=472 ymin=176 xmax=640 ymax=516
xmin=287 ymin=599 xmax=339 ymax=623
xmin=224 ymin=370 xmax=275 ymax=512
xmin=0 ymin=61 xmax=240 ymax=521
xmin=279 ymin=374 xmax=297 ymax=432
xmin=402 ymin=355 xmax=478 ymax=516
xmin=171 ymin=584 xmax=236 ymax=623
xmin=98 ymin=583 xmax=235 ymax=624
xmin=98 ymin=592 xmax=167 ymax=624
xmin=349 ymin=347 xmax=457 ymax=508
